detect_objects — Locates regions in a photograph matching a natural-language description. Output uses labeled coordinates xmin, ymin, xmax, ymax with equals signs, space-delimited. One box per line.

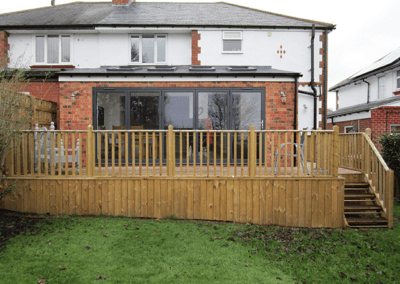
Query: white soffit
xmin=58 ymin=76 xmax=295 ymax=82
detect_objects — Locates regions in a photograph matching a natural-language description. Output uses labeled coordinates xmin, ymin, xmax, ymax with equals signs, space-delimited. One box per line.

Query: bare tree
xmin=0 ymin=61 xmax=32 ymax=200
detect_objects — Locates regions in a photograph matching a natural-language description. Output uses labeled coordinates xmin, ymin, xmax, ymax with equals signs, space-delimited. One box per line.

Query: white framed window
xmin=130 ymin=35 xmax=167 ymax=64
xmin=396 ymin=70 xmax=400 ymax=89
xmin=391 ymin=124 xmax=400 ymax=134
xmin=378 ymin=76 xmax=386 ymax=99
xmin=345 ymin=125 xmax=357 ymax=133
xmin=222 ymin=31 xmax=242 ymax=53
xmin=35 ymin=35 xmax=71 ymax=64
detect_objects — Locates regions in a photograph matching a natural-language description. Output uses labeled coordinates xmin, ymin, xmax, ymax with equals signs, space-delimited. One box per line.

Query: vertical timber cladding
xmin=1 ymin=177 xmax=345 ymax=228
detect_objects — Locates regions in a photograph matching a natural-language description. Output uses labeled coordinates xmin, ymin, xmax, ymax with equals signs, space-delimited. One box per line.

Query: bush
xmin=379 ymin=132 xmax=400 ymax=197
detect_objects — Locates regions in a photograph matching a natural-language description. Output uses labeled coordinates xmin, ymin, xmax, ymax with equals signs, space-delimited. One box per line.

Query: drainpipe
xmin=362 ymin=79 xmax=370 ymax=104
xmin=310 ymin=24 xmax=318 ymax=130
xmin=294 ymin=77 xmax=298 ymax=130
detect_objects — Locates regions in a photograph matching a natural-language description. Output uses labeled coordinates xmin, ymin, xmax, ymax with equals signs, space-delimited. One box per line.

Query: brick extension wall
xmin=318 ymin=31 xmax=327 ymax=129
xmin=59 ymin=81 xmax=296 ymax=131
xmin=22 ymin=82 xmax=61 ymax=105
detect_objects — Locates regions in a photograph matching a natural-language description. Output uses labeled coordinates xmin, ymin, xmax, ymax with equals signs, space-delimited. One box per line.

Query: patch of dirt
xmin=0 ymin=209 xmax=42 ymax=251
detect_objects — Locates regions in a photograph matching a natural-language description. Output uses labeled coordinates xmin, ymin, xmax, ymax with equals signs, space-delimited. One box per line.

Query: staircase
xmin=344 ymin=182 xmax=388 ymax=228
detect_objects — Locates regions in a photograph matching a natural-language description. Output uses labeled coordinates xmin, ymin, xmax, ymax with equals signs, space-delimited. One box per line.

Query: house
xmin=0 ymin=0 xmax=335 ymax=133
xmin=328 ymin=46 xmax=400 ymax=139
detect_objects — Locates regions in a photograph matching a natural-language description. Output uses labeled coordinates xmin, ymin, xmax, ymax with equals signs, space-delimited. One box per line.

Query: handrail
xmin=343 ymin=130 xmax=394 ymax=229
xmin=6 ymin=125 xmax=339 ymax=179
xmin=363 ymin=134 xmax=390 ymax=171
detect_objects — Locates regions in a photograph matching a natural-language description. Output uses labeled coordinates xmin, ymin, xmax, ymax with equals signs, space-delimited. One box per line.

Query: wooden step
xmin=345 ymin=188 xmax=369 ymax=191
xmin=345 ymin=183 xmax=369 ymax=188
xmin=344 ymin=205 xmax=381 ymax=210
xmin=345 ymin=194 xmax=374 ymax=198
xmin=347 ymin=218 xmax=387 ymax=224
xmin=344 ymin=211 xmax=382 ymax=215
xmin=345 ymin=200 xmax=375 ymax=202
xmin=349 ymin=225 xmax=388 ymax=228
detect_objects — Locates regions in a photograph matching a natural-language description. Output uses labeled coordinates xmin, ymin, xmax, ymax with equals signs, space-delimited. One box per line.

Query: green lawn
xmin=0 ymin=202 xmax=399 ymax=283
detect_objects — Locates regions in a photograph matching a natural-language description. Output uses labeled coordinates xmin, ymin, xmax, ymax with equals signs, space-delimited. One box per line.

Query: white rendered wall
xmin=8 ymin=34 xmax=33 ymax=67
xmin=336 ymin=70 xmax=400 ymax=110
xmin=8 ymin=32 xmax=192 ymax=68
xmin=198 ymin=30 xmax=323 ymax=83
xmin=74 ymin=34 xmax=99 ymax=68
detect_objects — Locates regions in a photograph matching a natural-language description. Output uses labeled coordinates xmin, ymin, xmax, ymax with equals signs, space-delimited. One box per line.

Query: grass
xmin=0 ymin=216 xmax=292 ymax=283
xmin=0 ymin=201 xmax=399 ymax=283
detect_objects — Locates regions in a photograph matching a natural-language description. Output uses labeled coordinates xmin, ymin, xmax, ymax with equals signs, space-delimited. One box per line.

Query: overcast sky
xmin=1 ymin=0 xmax=400 ymax=109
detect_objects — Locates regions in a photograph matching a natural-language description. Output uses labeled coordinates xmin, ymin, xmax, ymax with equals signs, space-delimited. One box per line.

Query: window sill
xmin=30 ymin=65 xmax=75 ymax=69
xmin=222 ymin=52 xmax=243 ymax=54
xmin=128 ymin=63 xmax=168 ymax=65
xmin=393 ymin=90 xmax=400 ymax=96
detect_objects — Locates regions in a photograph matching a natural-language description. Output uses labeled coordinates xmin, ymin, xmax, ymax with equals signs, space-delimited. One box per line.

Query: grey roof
xmin=0 ymin=2 xmax=335 ymax=29
xmin=57 ymin=65 xmax=302 ymax=77
xmin=327 ymin=96 xmax=400 ymax=118
xmin=330 ymin=47 xmax=400 ymax=91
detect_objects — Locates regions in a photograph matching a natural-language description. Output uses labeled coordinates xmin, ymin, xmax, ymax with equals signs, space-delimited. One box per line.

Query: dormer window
xmin=397 ymin=70 xmax=400 ymax=89
xmin=130 ymin=35 xmax=167 ymax=64
xmin=222 ymin=31 xmax=242 ymax=53
xmin=35 ymin=35 xmax=71 ymax=64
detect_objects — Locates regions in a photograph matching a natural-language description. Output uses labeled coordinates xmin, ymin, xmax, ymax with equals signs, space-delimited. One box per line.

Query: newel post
xmin=87 ymin=125 xmax=94 ymax=177
xmin=167 ymin=125 xmax=175 ymax=177
xmin=365 ymin=128 xmax=371 ymax=176
xmin=332 ymin=125 xmax=339 ymax=177
xmin=249 ymin=125 xmax=256 ymax=177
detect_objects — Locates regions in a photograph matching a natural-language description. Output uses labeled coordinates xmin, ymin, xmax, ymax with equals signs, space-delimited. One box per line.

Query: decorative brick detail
xmin=336 ymin=91 xmax=339 ymax=110
xmin=58 ymin=81 xmax=296 ymax=131
xmin=318 ymin=31 xmax=327 ymax=129
xmin=0 ymin=31 xmax=10 ymax=67
xmin=191 ymin=30 xmax=201 ymax=66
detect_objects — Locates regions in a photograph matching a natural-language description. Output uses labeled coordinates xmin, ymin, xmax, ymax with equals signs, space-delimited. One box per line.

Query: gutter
xmin=0 ymin=24 xmax=336 ymax=31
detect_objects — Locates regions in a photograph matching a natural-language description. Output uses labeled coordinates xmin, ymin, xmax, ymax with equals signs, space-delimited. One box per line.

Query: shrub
xmin=379 ymin=132 xmax=400 ymax=197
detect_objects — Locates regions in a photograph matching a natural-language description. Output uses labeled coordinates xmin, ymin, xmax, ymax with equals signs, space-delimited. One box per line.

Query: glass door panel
xmin=164 ymin=92 xmax=194 ymax=162
xmin=96 ymin=92 xmax=126 ymax=165
xmin=231 ymin=92 xmax=262 ymax=163
xmin=198 ymin=92 xmax=228 ymax=164
xmin=130 ymin=92 xmax=160 ymax=164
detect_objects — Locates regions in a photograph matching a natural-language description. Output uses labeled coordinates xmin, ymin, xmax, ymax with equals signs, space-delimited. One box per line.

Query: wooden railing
xmin=5 ymin=125 xmax=339 ymax=178
xmin=338 ymin=130 xmax=394 ymax=228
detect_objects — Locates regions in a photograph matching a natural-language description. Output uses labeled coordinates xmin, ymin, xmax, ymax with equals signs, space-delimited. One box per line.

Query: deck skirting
xmin=1 ymin=176 xmax=345 ymax=228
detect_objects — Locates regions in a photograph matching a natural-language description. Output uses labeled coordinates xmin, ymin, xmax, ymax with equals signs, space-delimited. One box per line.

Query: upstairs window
xmin=222 ymin=31 xmax=242 ymax=53
xmin=397 ymin=70 xmax=400 ymax=89
xmin=378 ymin=76 xmax=385 ymax=99
xmin=35 ymin=35 xmax=71 ymax=64
xmin=130 ymin=35 xmax=166 ymax=64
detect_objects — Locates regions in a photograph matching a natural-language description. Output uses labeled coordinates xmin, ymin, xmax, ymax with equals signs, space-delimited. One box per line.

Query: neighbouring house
xmin=0 ymin=0 xmax=334 ymax=134
xmin=328 ymin=46 xmax=400 ymax=140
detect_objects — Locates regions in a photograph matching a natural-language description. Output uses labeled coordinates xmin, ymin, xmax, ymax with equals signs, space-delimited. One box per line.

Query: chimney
xmin=112 ymin=0 xmax=134 ymax=5
xmin=51 ymin=0 xmax=55 ymax=6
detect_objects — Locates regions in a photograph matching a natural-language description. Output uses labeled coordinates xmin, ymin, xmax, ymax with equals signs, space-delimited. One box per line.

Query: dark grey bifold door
xmin=231 ymin=91 xmax=263 ymax=164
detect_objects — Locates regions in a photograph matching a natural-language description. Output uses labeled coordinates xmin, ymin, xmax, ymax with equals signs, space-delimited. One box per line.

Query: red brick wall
xmin=371 ymin=106 xmax=400 ymax=142
xmin=59 ymin=81 xmax=296 ymax=131
xmin=191 ymin=31 xmax=201 ymax=66
xmin=326 ymin=118 xmax=371 ymax=133
xmin=22 ymin=82 xmax=60 ymax=105
xmin=0 ymin=31 xmax=10 ymax=67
